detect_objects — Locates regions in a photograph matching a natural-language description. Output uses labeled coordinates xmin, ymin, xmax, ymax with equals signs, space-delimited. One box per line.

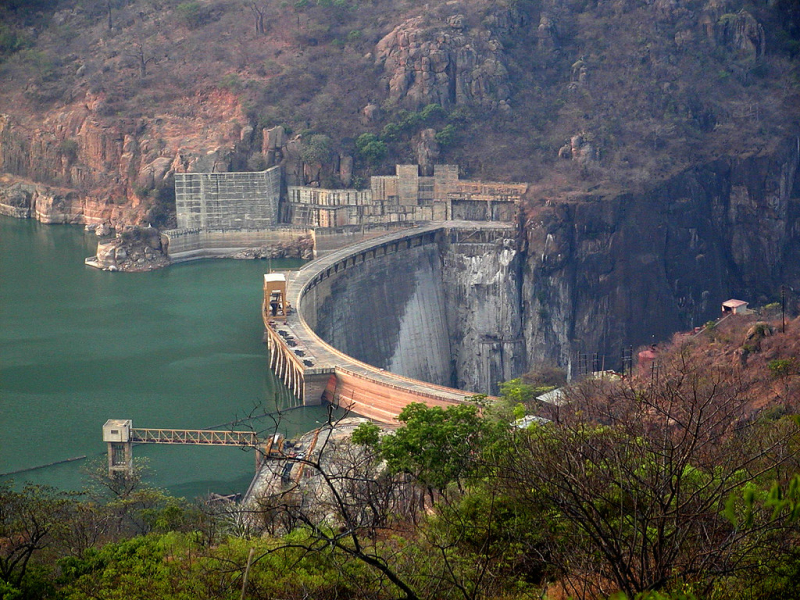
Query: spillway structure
xmin=263 ymin=221 xmax=523 ymax=422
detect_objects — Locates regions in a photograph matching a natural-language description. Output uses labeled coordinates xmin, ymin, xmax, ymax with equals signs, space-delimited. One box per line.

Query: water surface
xmin=0 ymin=216 xmax=327 ymax=498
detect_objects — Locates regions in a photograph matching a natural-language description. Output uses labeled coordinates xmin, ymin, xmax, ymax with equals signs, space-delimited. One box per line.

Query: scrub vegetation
xmin=0 ymin=0 xmax=797 ymax=190
xmin=3 ymin=316 xmax=800 ymax=599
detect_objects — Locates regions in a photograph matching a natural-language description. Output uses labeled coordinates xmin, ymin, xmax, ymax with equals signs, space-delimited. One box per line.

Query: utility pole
xmin=782 ymin=285 xmax=786 ymax=333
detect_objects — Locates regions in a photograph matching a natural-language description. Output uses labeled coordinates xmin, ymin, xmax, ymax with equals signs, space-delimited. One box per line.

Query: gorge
xmin=291 ymin=139 xmax=800 ymax=397
xmin=1 ymin=0 xmax=799 ymax=400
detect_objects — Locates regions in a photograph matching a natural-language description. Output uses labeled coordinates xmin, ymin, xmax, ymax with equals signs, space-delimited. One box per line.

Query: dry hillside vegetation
xmin=0 ymin=0 xmax=797 ymax=197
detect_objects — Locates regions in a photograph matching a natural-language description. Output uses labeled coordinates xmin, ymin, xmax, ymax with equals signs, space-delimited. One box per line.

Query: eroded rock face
xmin=521 ymin=138 xmax=800 ymax=374
xmin=0 ymin=89 xmax=247 ymax=228
xmin=375 ymin=13 xmax=512 ymax=110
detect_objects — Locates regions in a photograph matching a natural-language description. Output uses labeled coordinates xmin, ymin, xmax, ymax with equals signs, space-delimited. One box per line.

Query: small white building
xmin=722 ymin=299 xmax=750 ymax=315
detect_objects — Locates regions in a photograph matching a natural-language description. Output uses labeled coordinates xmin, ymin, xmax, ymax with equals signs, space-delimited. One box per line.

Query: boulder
xmin=375 ymin=14 xmax=511 ymax=110
xmin=361 ymin=103 xmax=381 ymax=125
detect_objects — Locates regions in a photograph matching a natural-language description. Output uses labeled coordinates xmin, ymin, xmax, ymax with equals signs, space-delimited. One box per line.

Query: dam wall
xmin=263 ymin=223 xmax=517 ymax=423
xmin=295 ymin=223 xmax=522 ymax=395
xmin=305 ymin=243 xmax=453 ymax=387
xmin=162 ymin=227 xmax=310 ymax=261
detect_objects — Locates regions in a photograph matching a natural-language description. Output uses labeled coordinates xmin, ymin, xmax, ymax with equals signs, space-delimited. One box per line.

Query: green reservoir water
xmin=0 ymin=216 xmax=328 ymax=499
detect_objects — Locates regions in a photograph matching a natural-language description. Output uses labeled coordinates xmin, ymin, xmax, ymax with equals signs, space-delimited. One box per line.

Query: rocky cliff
xmin=521 ymin=137 xmax=800 ymax=373
xmin=0 ymin=0 xmax=797 ymax=217
xmin=0 ymin=89 xmax=249 ymax=229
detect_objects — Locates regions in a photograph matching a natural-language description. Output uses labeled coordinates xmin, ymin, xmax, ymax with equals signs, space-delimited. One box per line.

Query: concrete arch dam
xmin=264 ymin=221 xmax=525 ymax=422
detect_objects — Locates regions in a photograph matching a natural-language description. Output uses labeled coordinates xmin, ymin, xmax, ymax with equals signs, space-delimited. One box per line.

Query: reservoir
xmin=0 ymin=215 xmax=328 ymax=499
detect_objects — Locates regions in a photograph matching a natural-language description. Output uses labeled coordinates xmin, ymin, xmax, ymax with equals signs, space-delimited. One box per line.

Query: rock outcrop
xmin=375 ymin=13 xmax=513 ymax=110
xmin=521 ymin=137 xmax=800 ymax=374
xmin=86 ymin=227 xmax=169 ymax=272
xmin=0 ymin=89 xmax=247 ymax=229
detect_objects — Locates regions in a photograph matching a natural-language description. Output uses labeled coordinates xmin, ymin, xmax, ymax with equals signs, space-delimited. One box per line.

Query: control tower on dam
xmin=263 ymin=221 xmax=525 ymax=422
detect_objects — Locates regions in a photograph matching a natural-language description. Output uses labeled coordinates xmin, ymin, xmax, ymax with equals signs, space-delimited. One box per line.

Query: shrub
xmin=300 ymin=134 xmax=333 ymax=164
xmin=380 ymin=122 xmax=401 ymax=142
xmin=176 ymin=1 xmax=209 ymax=29
xmin=57 ymin=139 xmax=79 ymax=161
xmin=435 ymin=124 xmax=458 ymax=147
xmin=355 ymin=133 xmax=387 ymax=165
xmin=420 ymin=103 xmax=445 ymax=122
xmin=768 ymin=358 xmax=797 ymax=379
xmin=218 ymin=73 xmax=242 ymax=92
xmin=0 ymin=23 xmax=30 ymax=56
xmin=247 ymin=153 xmax=269 ymax=171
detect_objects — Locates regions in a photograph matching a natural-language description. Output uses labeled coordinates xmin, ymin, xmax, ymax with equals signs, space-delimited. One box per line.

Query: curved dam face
xmin=298 ymin=225 xmax=525 ymax=395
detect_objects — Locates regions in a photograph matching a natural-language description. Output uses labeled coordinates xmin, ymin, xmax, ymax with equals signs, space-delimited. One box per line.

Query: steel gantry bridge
xmin=130 ymin=427 xmax=258 ymax=446
xmin=102 ymin=419 xmax=279 ymax=476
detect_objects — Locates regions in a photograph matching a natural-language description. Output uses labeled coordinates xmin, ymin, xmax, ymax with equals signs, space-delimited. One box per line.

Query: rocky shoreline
xmin=84 ymin=231 xmax=170 ymax=272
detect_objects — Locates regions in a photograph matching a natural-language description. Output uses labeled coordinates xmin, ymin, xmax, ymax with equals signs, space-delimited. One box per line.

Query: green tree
xmin=434 ymin=124 xmax=458 ymax=147
xmin=351 ymin=421 xmax=381 ymax=447
xmin=0 ymin=483 xmax=74 ymax=589
xmin=420 ymin=103 xmax=445 ymax=123
xmin=300 ymin=134 xmax=333 ymax=165
xmin=355 ymin=133 xmax=387 ymax=166
xmin=378 ymin=403 xmax=495 ymax=496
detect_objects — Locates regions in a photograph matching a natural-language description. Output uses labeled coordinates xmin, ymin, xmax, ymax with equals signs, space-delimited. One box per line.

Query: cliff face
xmin=521 ymin=138 xmax=800 ymax=373
xmin=441 ymin=238 xmax=525 ymax=393
xmin=0 ymin=90 xmax=247 ymax=228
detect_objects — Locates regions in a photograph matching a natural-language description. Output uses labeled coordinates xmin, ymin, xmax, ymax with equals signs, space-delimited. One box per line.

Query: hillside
xmin=0 ymin=0 xmax=798 ymax=229
xmin=2 ymin=313 xmax=800 ymax=599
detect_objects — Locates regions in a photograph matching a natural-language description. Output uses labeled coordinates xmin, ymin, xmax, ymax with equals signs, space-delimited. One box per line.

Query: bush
xmin=218 ymin=73 xmax=242 ymax=92
xmin=355 ymin=133 xmax=387 ymax=165
xmin=380 ymin=122 xmax=401 ymax=142
xmin=0 ymin=23 xmax=30 ymax=56
xmin=300 ymin=134 xmax=333 ymax=164
xmin=57 ymin=139 xmax=79 ymax=161
xmin=176 ymin=1 xmax=209 ymax=29
xmin=247 ymin=153 xmax=269 ymax=171
xmin=420 ymin=103 xmax=445 ymax=122
xmin=768 ymin=358 xmax=797 ymax=379
xmin=435 ymin=124 xmax=458 ymax=147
